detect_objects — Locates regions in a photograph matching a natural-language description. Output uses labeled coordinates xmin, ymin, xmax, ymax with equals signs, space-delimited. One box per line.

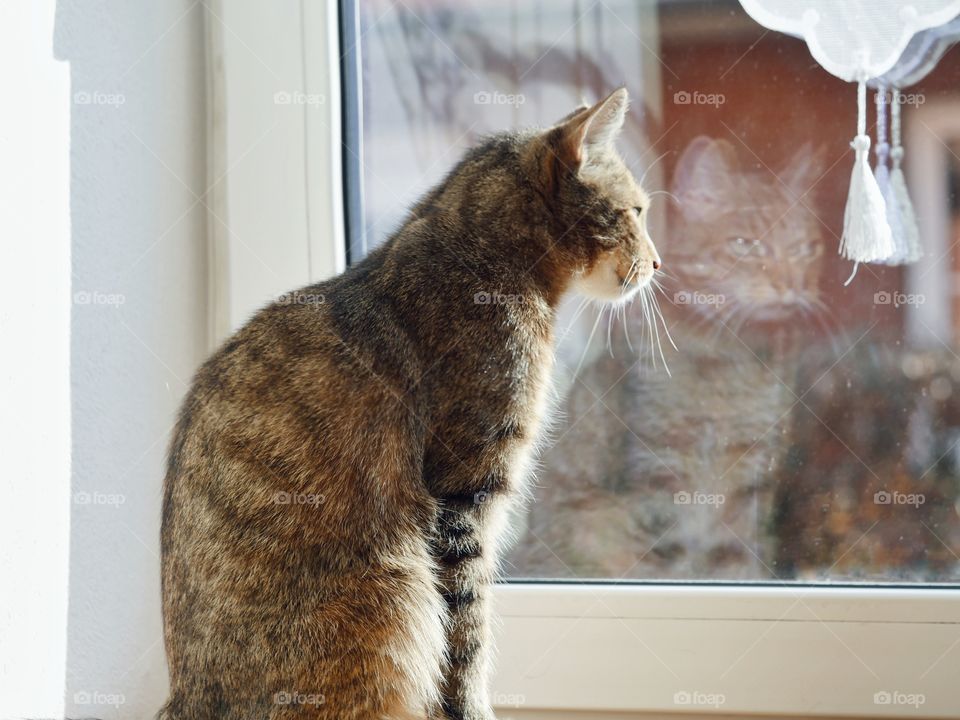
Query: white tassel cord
xmin=841 ymin=79 xmax=893 ymax=282
xmin=875 ymin=86 xmax=907 ymax=265
xmin=890 ymin=89 xmax=922 ymax=263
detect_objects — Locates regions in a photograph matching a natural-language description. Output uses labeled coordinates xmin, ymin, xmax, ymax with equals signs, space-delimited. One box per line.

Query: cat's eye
xmin=633 ymin=206 xmax=643 ymax=217
xmin=791 ymin=243 xmax=823 ymax=259
xmin=727 ymin=236 xmax=764 ymax=257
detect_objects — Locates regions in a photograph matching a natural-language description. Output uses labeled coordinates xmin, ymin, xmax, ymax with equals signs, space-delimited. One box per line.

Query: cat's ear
xmin=779 ymin=143 xmax=826 ymax=196
xmin=672 ymin=136 xmax=738 ymax=192
xmin=671 ymin=136 xmax=739 ymax=220
xmin=553 ymin=88 xmax=629 ymax=168
xmin=554 ymin=102 xmax=591 ymax=125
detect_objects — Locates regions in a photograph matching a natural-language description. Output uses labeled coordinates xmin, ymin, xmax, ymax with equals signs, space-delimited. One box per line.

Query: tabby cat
xmin=510 ymin=136 xmax=827 ymax=580
xmin=159 ymin=89 xmax=660 ymax=720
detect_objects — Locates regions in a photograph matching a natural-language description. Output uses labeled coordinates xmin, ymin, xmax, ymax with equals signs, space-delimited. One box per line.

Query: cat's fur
xmin=159 ymin=89 xmax=659 ymax=720
xmin=510 ymin=137 xmax=827 ymax=580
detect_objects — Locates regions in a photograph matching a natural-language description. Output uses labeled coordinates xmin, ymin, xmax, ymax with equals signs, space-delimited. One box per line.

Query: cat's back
xmin=158 ymin=262 xmax=456 ymax=720
xmin=161 ymin=256 xmax=433 ymax=560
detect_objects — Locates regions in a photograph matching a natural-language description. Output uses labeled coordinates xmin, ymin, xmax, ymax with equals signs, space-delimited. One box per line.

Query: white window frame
xmin=209 ymin=2 xmax=960 ymax=717
xmin=206 ymin=0 xmax=346 ymax=338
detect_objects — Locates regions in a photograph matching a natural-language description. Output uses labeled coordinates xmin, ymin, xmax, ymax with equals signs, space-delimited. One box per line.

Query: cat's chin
xmin=741 ymin=300 xmax=808 ymax=325
xmin=572 ymin=271 xmax=648 ymax=306
xmin=572 ymin=281 xmax=645 ymax=306
xmin=751 ymin=306 xmax=795 ymax=323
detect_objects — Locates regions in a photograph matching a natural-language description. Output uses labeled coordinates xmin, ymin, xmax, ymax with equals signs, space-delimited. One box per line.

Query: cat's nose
xmin=652 ymin=259 xmax=661 ymax=270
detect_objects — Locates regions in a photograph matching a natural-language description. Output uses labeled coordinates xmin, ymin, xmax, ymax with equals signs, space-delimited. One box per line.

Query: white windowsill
xmin=491 ymin=583 xmax=960 ymax=717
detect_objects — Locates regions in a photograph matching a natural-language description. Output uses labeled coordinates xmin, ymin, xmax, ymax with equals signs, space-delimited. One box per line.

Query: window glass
xmin=350 ymin=0 xmax=960 ymax=582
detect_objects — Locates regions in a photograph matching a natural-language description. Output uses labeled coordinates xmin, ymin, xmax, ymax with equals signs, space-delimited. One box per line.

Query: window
xmin=209 ymin=2 xmax=960 ymax=715
xmin=344 ymin=0 xmax=960 ymax=585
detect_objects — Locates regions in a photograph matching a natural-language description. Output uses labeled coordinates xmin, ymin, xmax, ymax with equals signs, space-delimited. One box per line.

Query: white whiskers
xmin=639 ymin=149 xmax=673 ymax=186
xmin=567 ymin=268 xmax=676 ymax=384
xmin=606 ymin=305 xmax=615 ymax=358
xmin=633 ymin=276 xmax=674 ymax=377
xmin=645 ymin=189 xmax=681 ymax=206
xmin=622 ymin=304 xmax=634 ymax=353
xmin=573 ymin=302 xmax=605 ymax=383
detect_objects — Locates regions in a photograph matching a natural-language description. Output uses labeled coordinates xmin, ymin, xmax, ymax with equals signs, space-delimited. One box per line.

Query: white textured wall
xmin=55 ymin=0 xmax=208 ymax=717
xmin=0 ymin=2 xmax=72 ymax=717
